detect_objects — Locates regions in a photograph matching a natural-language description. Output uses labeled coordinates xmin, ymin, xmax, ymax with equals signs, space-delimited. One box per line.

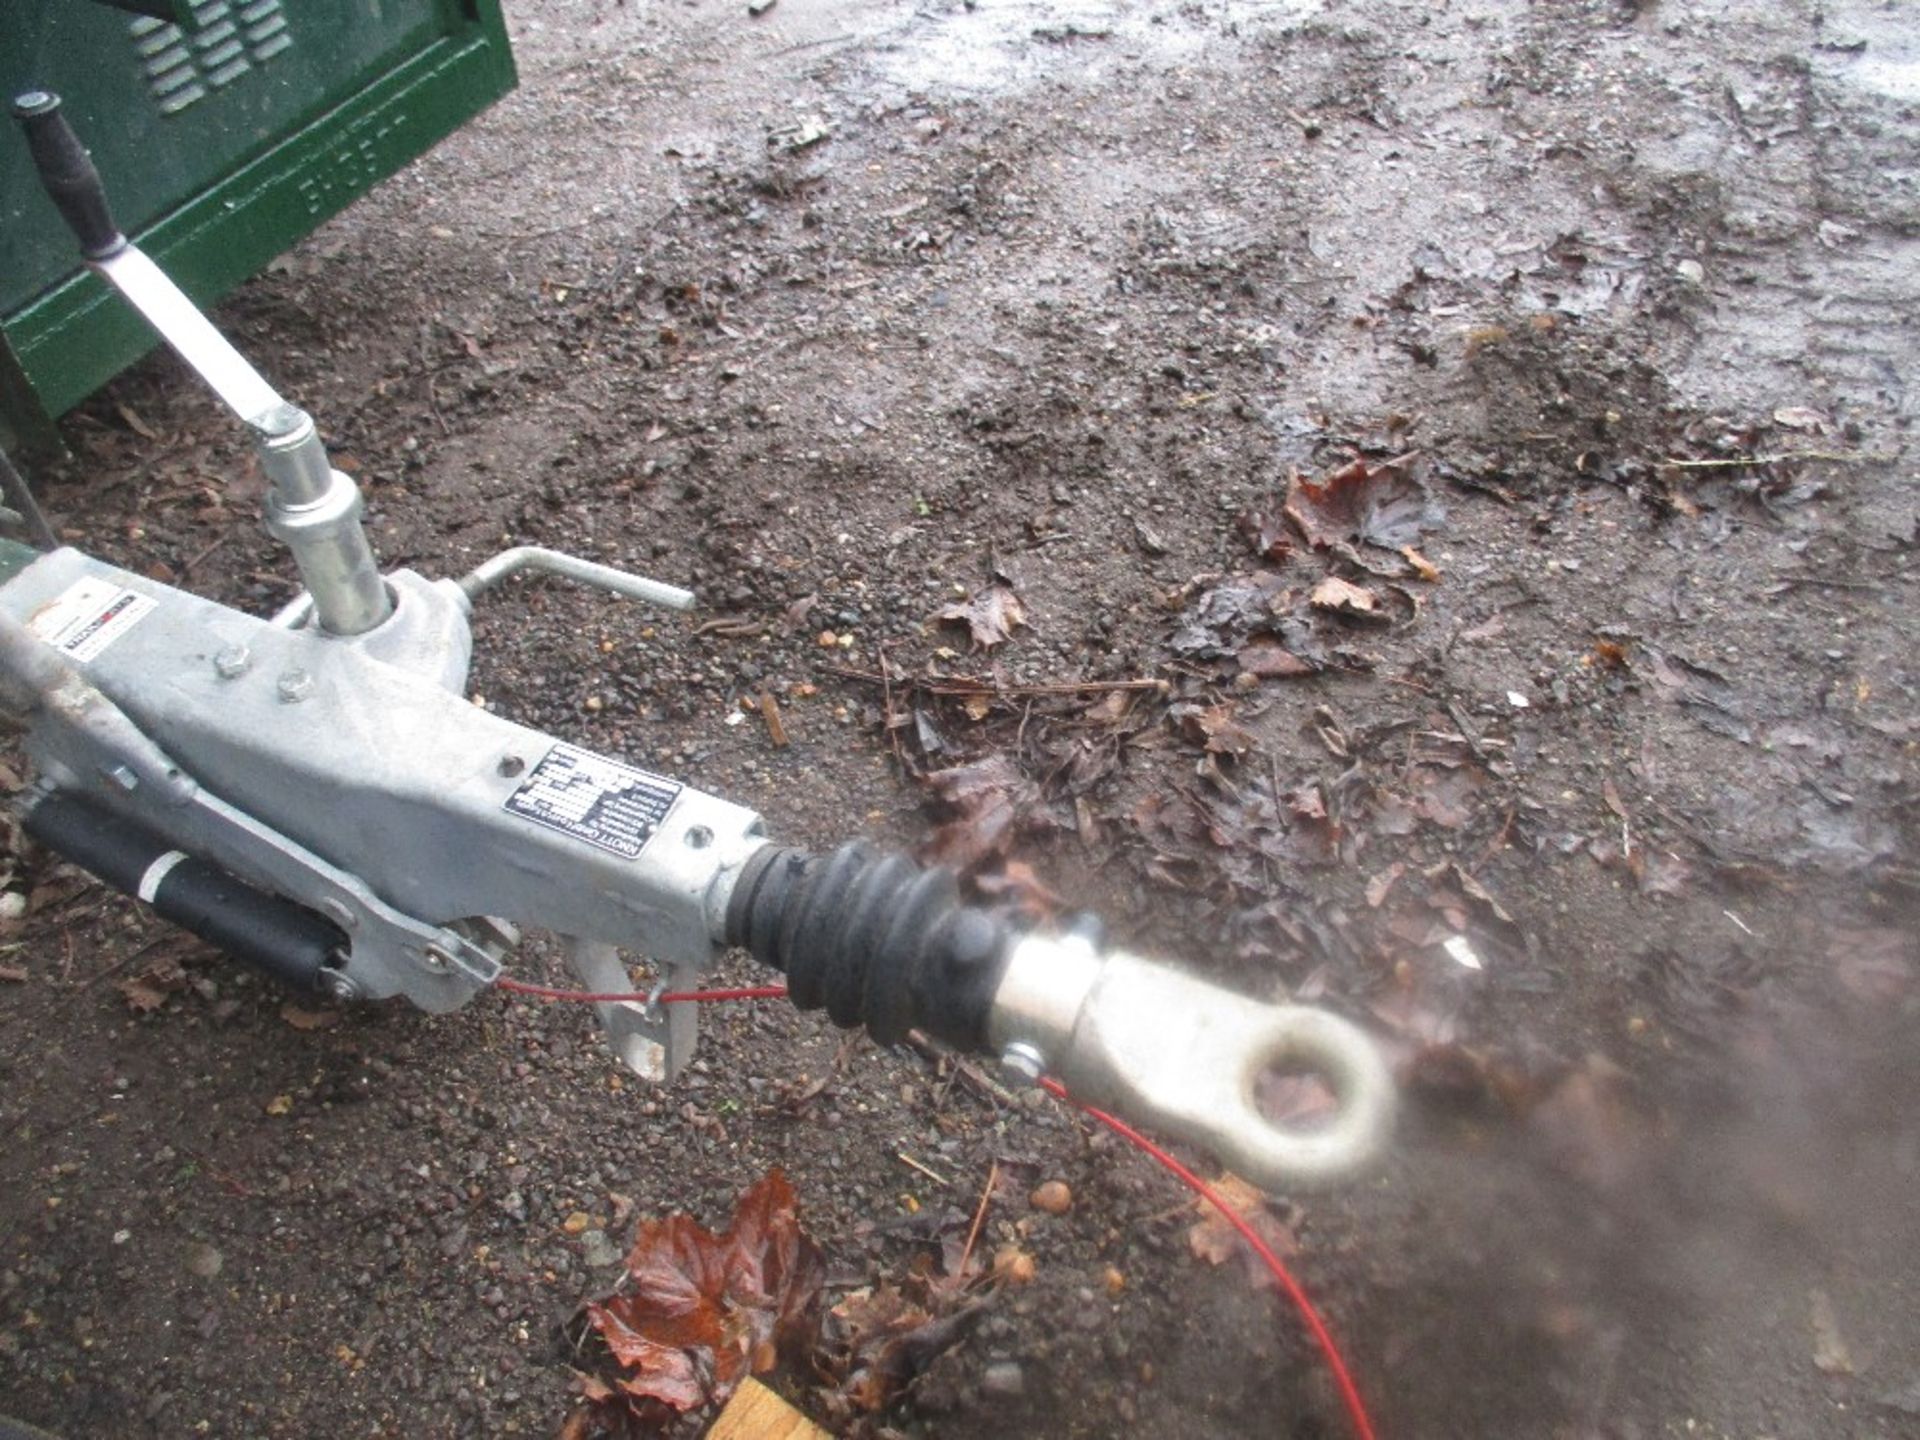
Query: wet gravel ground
xmin=3 ymin=1 xmax=1917 ymax=1437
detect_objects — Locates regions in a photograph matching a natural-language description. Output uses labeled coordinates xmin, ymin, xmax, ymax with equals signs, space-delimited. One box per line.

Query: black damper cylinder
xmin=25 ymin=791 xmax=345 ymax=993
xmin=724 ymin=841 xmax=1015 ymax=1050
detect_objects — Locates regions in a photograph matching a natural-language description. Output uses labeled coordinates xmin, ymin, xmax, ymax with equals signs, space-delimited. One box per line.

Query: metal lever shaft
xmin=10 ymin=91 xmax=391 ymax=636
xmin=460 ymin=547 xmax=695 ymax=610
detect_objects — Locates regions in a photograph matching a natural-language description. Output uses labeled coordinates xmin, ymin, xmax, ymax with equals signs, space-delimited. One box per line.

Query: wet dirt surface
xmin=2 ymin=1 xmax=1916 ymax=1436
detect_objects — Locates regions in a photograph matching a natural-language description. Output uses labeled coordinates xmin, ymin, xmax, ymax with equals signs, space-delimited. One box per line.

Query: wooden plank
xmin=706 ymin=1379 xmax=829 ymax=1440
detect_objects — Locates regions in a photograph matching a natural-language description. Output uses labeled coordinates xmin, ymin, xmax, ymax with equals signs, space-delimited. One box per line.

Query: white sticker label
xmin=28 ymin=577 xmax=157 ymax=662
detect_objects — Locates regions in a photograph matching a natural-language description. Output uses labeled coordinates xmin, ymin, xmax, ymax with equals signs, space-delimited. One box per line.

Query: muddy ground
xmin=2 ymin=1 xmax=1917 ymax=1437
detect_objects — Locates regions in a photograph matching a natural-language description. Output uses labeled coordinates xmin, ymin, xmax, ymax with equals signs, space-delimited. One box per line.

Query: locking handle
xmin=12 ymin=91 xmax=126 ymax=260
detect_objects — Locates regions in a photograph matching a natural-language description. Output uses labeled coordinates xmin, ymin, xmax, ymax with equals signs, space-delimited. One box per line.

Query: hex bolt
xmin=421 ymin=946 xmax=453 ymax=974
xmin=323 ymin=970 xmax=360 ymax=1002
xmin=213 ymin=643 xmax=251 ymax=679
xmin=276 ymin=668 xmax=315 ymax=703
xmin=999 ymin=1041 xmax=1047 ymax=1086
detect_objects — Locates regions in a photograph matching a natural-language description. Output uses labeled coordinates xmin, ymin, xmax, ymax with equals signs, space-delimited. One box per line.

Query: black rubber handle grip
xmin=12 ymin=90 xmax=126 ymax=260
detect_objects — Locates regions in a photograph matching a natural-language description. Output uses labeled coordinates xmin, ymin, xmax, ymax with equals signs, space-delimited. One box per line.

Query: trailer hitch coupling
xmin=989 ymin=934 xmax=1395 ymax=1192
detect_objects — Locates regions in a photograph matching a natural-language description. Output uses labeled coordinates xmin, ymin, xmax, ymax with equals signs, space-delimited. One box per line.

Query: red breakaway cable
xmin=1039 ymin=1076 xmax=1379 ymax=1440
xmin=492 ymin=977 xmax=1379 ymax=1440
xmin=493 ymin=975 xmax=790 ymax=1006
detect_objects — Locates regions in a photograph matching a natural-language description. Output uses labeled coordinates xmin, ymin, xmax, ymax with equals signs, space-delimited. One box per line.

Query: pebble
xmin=1030 ymin=1180 xmax=1072 ymax=1215
xmin=981 ymin=1360 xmax=1026 ymax=1398
xmin=581 ymin=1230 xmax=624 ymax=1269
xmin=185 ymin=1242 xmax=223 ymax=1279
xmin=993 ymin=1245 xmax=1036 ymax=1285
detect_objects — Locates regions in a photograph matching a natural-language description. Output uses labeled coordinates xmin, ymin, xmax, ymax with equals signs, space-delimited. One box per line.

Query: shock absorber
xmin=24 ymin=790 xmax=346 ymax=994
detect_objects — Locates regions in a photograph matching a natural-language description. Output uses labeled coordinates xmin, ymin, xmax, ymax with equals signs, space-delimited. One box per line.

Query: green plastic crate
xmin=1 ymin=0 xmax=515 ymax=451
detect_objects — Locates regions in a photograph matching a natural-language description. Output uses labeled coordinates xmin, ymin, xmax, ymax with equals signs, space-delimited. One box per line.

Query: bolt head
xmin=323 ymin=971 xmax=359 ymax=1001
xmin=999 ymin=1042 xmax=1046 ymax=1085
xmin=213 ymin=644 xmax=251 ymax=679
xmin=276 ymin=668 xmax=315 ymax=702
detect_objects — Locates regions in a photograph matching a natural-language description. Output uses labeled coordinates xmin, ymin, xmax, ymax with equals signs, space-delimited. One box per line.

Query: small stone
xmin=1676 ymin=258 xmax=1705 ymax=283
xmin=981 ymin=1360 xmax=1025 ymax=1398
xmin=185 ymin=1243 xmax=223 ymax=1279
xmin=1102 ymin=1265 xmax=1126 ymax=1296
xmin=581 ymin=1230 xmax=624 ymax=1269
xmin=1030 ymin=1181 xmax=1072 ymax=1215
xmin=993 ymin=1246 xmax=1036 ymax=1285
xmin=264 ymin=1094 xmax=293 ymax=1117
xmin=561 ymin=1211 xmax=591 ymax=1235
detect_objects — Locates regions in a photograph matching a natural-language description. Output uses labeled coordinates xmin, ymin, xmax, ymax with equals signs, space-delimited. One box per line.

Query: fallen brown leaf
xmin=1400 ymin=545 xmax=1441 ymax=581
xmin=1365 ymin=863 xmax=1406 ymax=909
xmin=1235 ymin=501 xmax=1294 ymax=562
xmin=971 ymin=860 xmax=1066 ymax=922
xmin=1411 ymin=766 xmax=1482 ymax=830
xmin=279 ymin=1003 xmax=340 ymax=1032
xmin=1309 ymin=575 xmax=1383 ymax=621
xmin=1254 ymin=1068 xmax=1339 ymax=1128
xmin=758 ymin=691 xmax=790 ymax=748
xmin=820 ymin=1285 xmax=984 ymax=1415
xmin=1773 ymin=406 xmax=1828 ymax=433
xmin=1174 ymin=702 xmax=1256 ymax=758
xmin=1237 ymin=640 xmax=1318 ymax=678
xmin=936 ymin=583 xmax=1028 ymax=650
xmin=118 ymin=974 xmax=176 ymax=1013
xmin=922 ymin=756 xmax=1039 ymax=871
xmin=115 ymin=401 xmax=159 ymax=440
xmin=1590 ymin=639 xmax=1630 ymax=670
xmin=1285 ymin=454 xmax=1440 ymax=552
xmin=582 ymin=1169 xmax=824 ymax=1422
xmin=1186 ymin=1173 xmax=1296 ymax=1290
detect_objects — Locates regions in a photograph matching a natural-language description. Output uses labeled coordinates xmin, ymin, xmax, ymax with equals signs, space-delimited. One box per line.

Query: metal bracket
xmin=563 ymin=936 xmax=698 ymax=1084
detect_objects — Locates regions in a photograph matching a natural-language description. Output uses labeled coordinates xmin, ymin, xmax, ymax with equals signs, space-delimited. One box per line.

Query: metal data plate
xmin=504 ymin=744 xmax=684 ymax=862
